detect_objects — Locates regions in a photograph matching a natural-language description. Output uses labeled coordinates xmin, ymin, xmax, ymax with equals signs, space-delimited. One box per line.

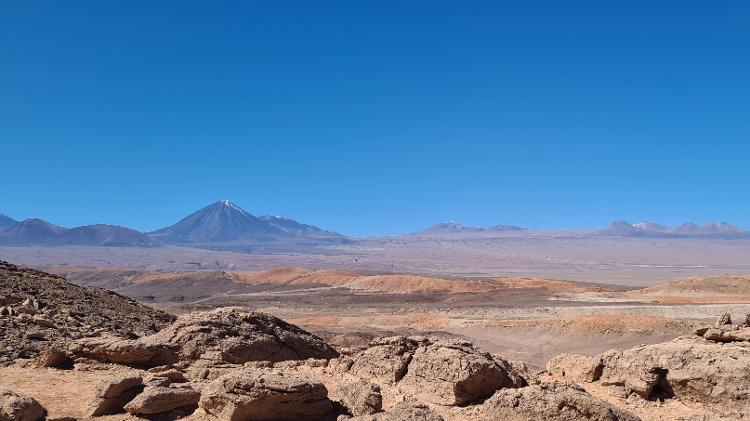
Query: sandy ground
xmin=2 ymin=259 xmax=748 ymax=420
xmin=0 ymin=365 xmax=141 ymax=420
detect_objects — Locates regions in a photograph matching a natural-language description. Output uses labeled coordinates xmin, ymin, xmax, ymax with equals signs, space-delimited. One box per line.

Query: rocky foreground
xmin=1 ymin=262 xmax=750 ymax=420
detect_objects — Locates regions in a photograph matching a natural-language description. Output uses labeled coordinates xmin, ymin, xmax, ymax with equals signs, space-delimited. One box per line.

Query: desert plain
xmin=1 ymin=232 xmax=750 ymax=420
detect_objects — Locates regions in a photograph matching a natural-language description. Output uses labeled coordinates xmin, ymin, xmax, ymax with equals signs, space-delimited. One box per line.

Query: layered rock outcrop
xmin=72 ymin=308 xmax=339 ymax=367
xmin=476 ymin=382 xmax=640 ymax=421
xmin=340 ymin=336 xmax=526 ymax=406
xmin=124 ymin=386 xmax=200 ymax=415
xmin=400 ymin=340 xmax=527 ymax=405
xmin=346 ymin=402 xmax=444 ymax=421
xmin=335 ymin=379 xmax=382 ymax=416
xmin=545 ymin=315 xmax=750 ymax=418
xmin=598 ymin=335 xmax=750 ymax=414
xmin=545 ymin=353 xmax=603 ymax=383
xmin=85 ymin=375 xmax=144 ymax=416
xmin=199 ymin=369 xmax=334 ymax=421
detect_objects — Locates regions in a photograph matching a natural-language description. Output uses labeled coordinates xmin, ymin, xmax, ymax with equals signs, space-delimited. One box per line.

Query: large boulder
xmin=72 ymin=336 xmax=179 ymax=367
xmin=0 ymin=389 xmax=46 ymax=421
xmin=199 ymin=369 xmax=334 ymax=420
xmin=399 ymin=340 xmax=527 ymax=406
xmin=335 ymin=379 xmax=382 ymax=416
xmin=150 ymin=308 xmax=339 ymax=364
xmin=698 ymin=325 xmax=750 ymax=343
xmin=85 ymin=375 xmax=144 ymax=416
xmin=72 ymin=308 xmax=339 ymax=367
xmin=476 ymin=382 xmax=640 ymax=421
xmin=31 ymin=346 xmax=72 ymax=369
xmin=124 ymin=386 xmax=200 ymax=415
xmin=345 ymin=402 xmax=444 ymax=421
xmin=598 ymin=335 xmax=750 ymax=417
xmin=342 ymin=337 xmax=526 ymax=406
xmin=345 ymin=336 xmax=425 ymax=383
xmin=143 ymin=367 xmax=188 ymax=387
xmin=546 ymin=353 xmax=604 ymax=383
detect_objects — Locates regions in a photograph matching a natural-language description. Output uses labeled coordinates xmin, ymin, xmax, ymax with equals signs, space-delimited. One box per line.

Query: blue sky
xmin=1 ymin=1 xmax=748 ymax=236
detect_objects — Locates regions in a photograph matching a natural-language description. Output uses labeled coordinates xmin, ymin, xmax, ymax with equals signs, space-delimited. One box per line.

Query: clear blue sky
xmin=1 ymin=1 xmax=748 ymax=236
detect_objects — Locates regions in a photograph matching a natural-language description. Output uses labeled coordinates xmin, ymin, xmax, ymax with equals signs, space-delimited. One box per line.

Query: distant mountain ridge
xmin=0 ymin=214 xmax=18 ymax=230
xmin=598 ymin=220 xmax=749 ymax=238
xmin=0 ymin=200 xmax=345 ymax=249
xmin=0 ymin=219 xmax=158 ymax=247
xmin=2 ymin=204 xmax=748 ymax=246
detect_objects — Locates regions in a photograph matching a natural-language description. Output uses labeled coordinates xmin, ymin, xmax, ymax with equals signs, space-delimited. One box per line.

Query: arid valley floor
xmin=1 ymin=236 xmax=750 ymax=420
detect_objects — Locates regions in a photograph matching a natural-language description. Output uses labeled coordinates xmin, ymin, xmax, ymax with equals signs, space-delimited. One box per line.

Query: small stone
xmin=32 ymin=347 xmax=72 ymax=368
xmin=715 ymin=312 xmax=732 ymax=327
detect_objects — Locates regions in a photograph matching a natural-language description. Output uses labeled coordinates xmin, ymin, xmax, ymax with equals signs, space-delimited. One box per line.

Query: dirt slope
xmin=629 ymin=274 xmax=750 ymax=303
xmin=0 ymin=261 xmax=174 ymax=364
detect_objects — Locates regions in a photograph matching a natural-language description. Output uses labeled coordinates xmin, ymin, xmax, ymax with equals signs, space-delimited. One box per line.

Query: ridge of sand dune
xmin=137 ymin=266 xmax=611 ymax=295
xmin=633 ymin=274 xmax=750 ymax=295
xmin=230 ymin=268 xmax=360 ymax=286
xmin=133 ymin=271 xmax=236 ymax=284
xmin=294 ymin=269 xmax=361 ymax=286
xmin=493 ymin=277 xmax=612 ymax=293
xmin=230 ymin=267 xmax=313 ymax=284
xmin=60 ymin=265 xmax=615 ymax=296
xmin=627 ymin=274 xmax=750 ymax=303
xmin=343 ymin=275 xmax=498 ymax=294
xmin=231 ymin=269 xmax=496 ymax=293
xmin=465 ymin=314 xmax=689 ymax=335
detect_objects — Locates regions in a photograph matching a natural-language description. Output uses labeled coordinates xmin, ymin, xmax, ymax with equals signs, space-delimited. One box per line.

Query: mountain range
xmin=0 ymin=203 xmax=748 ymax=248
xmin=598 ymin=220 xmax=748 ymax=238
xmin=0 ymin=218 xmax=157 ymax=247
xmin=0 ymin=200 xmax=346 ymax=250
xmin=415 ymin=222 xmax=525 ymax=236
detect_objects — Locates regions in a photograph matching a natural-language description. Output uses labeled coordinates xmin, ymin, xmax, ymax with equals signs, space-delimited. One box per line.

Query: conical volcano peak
xmin=216 ymin=199 xmax=245 ymax=212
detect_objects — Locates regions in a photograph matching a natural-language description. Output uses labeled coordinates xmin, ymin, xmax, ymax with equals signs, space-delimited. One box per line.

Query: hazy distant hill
xmin=62 ymin=224 xmax=158 ymax=247
xmin=418 ymin=222 xmax=483 ymax=235
xmin=673 ymin=222 xmax=703 ymax=234
xmin=0 ymin=219 xmax=157 ymax=247
xmin=598 ymin=220 xmax=748 ymax=238
xmin=149 ymin=200 xmax=348 ymax=250
xmin=632 ymin=221 xmax=669 ymax=232
xmin=415 ymin=221 xmax=524 ymax=236
xmin=258 ymin=215 xmax=344 ymax=239
xmin=0 ymin=219 xmax=67 ymax=244
xmin=0 ymin=214 xmax=18 ymax=230
xmin=599 ymin=220 xmax=644 ymax=237
xmin=487 ymin=224 xmax=525 ymax=232
xmin=685 ymin=221 xmax=746 ymax=235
